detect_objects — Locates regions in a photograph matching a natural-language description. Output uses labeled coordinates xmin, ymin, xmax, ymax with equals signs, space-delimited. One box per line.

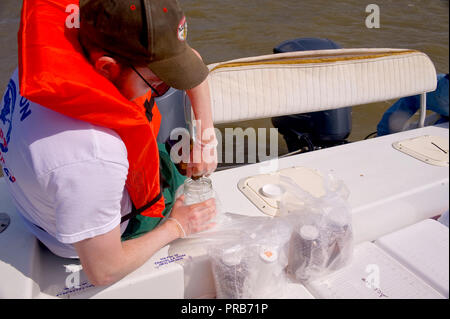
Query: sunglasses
xmin=130 ymin=65 xmax=169 ymax=98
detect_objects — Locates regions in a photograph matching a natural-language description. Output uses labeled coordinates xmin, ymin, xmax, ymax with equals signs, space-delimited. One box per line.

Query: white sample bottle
xmin=288 ymin=224 xmax=323 ymax=281
xmin=250 ymin=246 xmax=282 ymax=298
xmin=212 ymin=247 xmax=248 ymax=299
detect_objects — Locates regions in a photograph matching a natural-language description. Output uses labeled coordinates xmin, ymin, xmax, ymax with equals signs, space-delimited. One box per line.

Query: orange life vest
xmin=18 ymin=0 xmax=165 ymax=219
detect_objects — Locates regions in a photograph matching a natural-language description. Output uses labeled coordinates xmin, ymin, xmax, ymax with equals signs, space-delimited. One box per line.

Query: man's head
xmin=81 ymin=39 xmax=169 ymax=100
xmin=79 ymin=0 xmax=209 ymax=98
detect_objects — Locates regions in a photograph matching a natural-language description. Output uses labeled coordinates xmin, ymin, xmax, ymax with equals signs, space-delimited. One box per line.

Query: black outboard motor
xmin=272 ymin=38 xmax=352 ymax=153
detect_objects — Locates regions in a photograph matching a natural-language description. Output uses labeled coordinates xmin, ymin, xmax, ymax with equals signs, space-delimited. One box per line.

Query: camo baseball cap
xmin=79 ymin=0 xmax=209 ymax=90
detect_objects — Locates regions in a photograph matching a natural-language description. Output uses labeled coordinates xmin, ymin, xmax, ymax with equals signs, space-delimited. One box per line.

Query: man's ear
xmin=94 ymin=56 xmax=121 ymax=81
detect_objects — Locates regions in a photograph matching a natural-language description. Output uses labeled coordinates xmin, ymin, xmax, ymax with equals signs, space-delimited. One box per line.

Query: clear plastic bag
xmin=172 ymin=171 xmax=353 ymax=296
xmin=276 ymin=173 xmax=353 ymax=282
xmin=208 ymin=216 xmax=291 ymax=299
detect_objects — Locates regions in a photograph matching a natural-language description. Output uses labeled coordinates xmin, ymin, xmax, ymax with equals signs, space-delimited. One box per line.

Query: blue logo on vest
xmin=0 ymin=79 xmax=17 ymax=153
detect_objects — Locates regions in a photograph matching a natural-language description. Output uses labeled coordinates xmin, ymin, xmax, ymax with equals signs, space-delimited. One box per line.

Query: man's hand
xmin=187 ymin=136 xmax=218 ymax=178
xmin=169 ymin=195 xmax=217 ymax=236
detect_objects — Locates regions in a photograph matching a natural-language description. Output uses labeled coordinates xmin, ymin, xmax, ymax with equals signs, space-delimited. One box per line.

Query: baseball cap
xmin=79 ymin=0 xmax=209 ymax=90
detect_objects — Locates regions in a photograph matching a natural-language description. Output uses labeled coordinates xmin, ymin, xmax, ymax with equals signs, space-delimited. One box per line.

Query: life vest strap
xmin=121 ymin=167 xmax=170 ymax=224
xmin=120 ymin=190 xmax=163 ymax=224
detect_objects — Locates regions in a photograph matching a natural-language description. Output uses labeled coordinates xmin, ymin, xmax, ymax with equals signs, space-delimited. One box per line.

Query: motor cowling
xmin=272 ymin=38 xmax=352 ymax=152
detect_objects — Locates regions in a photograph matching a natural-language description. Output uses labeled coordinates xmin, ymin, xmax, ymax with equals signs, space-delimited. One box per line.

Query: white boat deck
xmin=212 ymin=124 xmax=449 ymax=244
xmin=0 ymin=124 xmax=448 ymax=298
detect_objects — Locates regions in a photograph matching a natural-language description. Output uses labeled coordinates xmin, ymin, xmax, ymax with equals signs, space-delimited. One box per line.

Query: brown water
xmin=0 ymin=0 xmax=449 ymax=159
xmin=181 ymin=0 xmax=449 ymax=144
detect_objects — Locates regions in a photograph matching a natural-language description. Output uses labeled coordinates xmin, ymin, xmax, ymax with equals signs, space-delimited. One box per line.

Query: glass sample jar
xmin=183 ymin=176 xmax=215 ymax=205
xmin=325 ymin=212 xmax=352 ymax=271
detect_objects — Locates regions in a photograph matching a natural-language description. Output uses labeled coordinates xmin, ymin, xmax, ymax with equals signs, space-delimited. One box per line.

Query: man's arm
xmin=74 ymin=219 xmax=178 ymax=286
xmin=74 ymin=196 xmax=216 ymax=286
xmin=186 ymin=49 xmax=218 ymax=177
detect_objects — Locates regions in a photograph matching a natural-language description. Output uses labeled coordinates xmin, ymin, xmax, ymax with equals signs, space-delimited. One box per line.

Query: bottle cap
xmin=300 ymin=225 xmax=319 ymax=241
xmin=222 ymin=248 xmax=242 ymax=266
xmin=259 ymin=246 xmax=278 ymax=263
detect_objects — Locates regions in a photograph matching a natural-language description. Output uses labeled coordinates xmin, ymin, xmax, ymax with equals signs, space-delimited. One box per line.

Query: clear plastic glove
xmin=168 ymin=195 xmax=217 ymax=238
xmin=187 ymin=139 xmax=218 ymax=178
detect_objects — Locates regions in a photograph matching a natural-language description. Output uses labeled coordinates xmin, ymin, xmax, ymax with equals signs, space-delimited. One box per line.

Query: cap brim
xmin=148 ymin=46 xmax=209 ymax=90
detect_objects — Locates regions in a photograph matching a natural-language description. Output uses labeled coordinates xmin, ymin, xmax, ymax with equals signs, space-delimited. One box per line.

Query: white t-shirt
xmin=0 ymin=69 xmax=131 ymax=258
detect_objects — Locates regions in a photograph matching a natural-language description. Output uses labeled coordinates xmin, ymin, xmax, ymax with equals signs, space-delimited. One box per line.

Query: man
xmin=0 ymin=0 xmax=217 ymax=286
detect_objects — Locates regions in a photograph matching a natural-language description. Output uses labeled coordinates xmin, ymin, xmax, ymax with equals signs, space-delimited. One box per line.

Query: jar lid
xmin=300 ymin=225 xmax=319 ymax=240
